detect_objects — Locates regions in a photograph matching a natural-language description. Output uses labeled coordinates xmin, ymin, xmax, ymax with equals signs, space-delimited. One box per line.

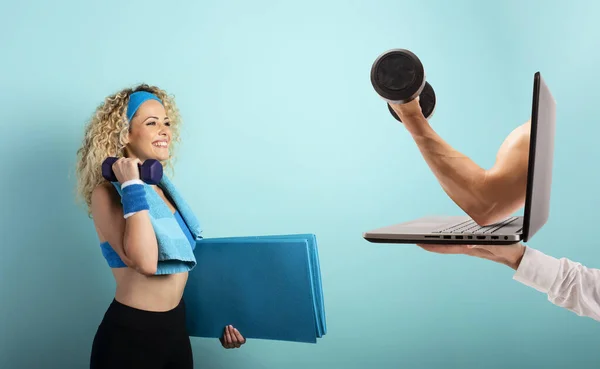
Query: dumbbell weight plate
xmin=140 ymin=159 xmax=163 ymax=185
xmin=387 ymin=81 xmax=436 ymax=122
xmin=101 ymin=157 xmax=119 ymax=182
xmin=370 ymin=48 xmax=426 ymax=104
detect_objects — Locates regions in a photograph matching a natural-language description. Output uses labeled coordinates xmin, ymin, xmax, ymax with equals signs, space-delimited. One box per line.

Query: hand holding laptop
xmin=417 ymin=242 xmax=526 ymax=270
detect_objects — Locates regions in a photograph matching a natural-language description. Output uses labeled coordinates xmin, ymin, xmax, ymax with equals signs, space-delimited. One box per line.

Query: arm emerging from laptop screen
xmin=389 ymin=99 xmax=530 ymax=226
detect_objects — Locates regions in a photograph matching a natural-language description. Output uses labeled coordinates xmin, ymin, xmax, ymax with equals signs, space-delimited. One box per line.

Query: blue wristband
xmin=121 ymin=183 xmax=150 ymax=218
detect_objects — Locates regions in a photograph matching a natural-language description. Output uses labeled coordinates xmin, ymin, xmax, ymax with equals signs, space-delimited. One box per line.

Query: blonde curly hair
xmin=75 ymin=84 xmax=182 ymax=216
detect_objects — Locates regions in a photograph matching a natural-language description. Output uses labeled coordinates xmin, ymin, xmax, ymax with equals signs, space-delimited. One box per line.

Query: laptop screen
xmin=522 ymin=72 xmax=556 ymax=242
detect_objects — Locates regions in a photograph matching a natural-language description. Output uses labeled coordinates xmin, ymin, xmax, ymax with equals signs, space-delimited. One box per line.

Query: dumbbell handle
xmin=101 ymin=157 xmax=163 ymax=185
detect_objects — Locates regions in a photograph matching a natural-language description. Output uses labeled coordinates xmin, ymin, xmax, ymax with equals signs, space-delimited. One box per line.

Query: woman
xmin=76 ymin=84 xmax=246 ymax=369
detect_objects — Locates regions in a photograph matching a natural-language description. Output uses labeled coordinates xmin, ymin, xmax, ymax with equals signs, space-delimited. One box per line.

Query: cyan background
xmin=1 ymin=0 xmax=599 ymax=368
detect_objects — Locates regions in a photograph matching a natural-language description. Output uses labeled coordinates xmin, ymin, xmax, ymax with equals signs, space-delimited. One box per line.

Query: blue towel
xmin=110 ymin=175 xmax=201 ymax=275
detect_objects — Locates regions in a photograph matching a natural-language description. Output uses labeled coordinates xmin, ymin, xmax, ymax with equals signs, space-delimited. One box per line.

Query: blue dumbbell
xmin=101 ymin=157 xmax=163 ymax=185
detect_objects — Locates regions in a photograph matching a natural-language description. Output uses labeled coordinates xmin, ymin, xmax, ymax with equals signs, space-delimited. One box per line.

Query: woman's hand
xmin=219 ymin=325 xmax=246 ymax=349
xmin=417 ymin=242 xmax=527 ymax=270
xmin=111 ymin=157 xmax=142 ymax=183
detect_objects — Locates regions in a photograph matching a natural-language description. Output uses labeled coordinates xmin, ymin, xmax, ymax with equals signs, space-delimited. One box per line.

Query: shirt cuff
xmin=513 ymin=246 xmax=561 ymax=294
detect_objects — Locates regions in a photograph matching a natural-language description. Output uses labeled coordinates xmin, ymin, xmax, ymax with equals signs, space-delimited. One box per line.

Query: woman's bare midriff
xmin=111 ymin=268 xmax=189 ymax=312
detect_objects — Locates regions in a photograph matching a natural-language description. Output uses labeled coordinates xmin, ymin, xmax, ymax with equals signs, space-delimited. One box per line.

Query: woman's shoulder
xmin=91 ymin=182 xmax=121 ymax=212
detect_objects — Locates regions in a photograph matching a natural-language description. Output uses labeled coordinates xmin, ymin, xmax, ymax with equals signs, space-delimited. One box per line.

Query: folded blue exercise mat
xmin=183 ymin=233 xmax=327 ymax=343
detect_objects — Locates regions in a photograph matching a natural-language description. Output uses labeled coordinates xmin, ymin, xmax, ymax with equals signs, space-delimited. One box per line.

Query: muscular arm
xmin=391 ymin=101 xmax=530 ymax=226
xmin=91 ymin=183 xmax=158 ymax=276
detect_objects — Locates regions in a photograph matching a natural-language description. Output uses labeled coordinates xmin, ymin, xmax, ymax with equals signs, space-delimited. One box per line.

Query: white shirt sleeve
xmin=513 ymin=246 xmax=600 ymax=322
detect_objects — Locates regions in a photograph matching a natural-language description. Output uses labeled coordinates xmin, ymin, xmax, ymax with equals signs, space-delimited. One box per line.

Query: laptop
xmin=363 ymin=72 xmax=556 ymax=245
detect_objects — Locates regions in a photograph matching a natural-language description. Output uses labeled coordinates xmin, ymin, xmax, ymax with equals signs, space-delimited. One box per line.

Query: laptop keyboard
xmin=433 ymin=216 xmax=519 ymax=234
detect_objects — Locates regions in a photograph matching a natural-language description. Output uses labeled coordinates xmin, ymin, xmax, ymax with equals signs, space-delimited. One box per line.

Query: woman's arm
xmin=91 ymin=183 xmax=158 ymax=276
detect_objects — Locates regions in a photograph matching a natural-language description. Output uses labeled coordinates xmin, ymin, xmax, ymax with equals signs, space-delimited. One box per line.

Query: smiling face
xmin=124 ymin=99 xmax=171 ymax=162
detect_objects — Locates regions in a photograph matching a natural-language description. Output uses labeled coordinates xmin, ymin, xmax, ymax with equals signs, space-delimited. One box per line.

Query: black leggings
xmin=90 ymin=298 xmax=193 ymax=369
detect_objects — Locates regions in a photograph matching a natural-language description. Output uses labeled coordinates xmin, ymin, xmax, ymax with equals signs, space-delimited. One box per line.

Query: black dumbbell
xmin=370 ymin=48 xmax=436 ymax=122
xmin=101 ymin=157 xmax=163 ymax=185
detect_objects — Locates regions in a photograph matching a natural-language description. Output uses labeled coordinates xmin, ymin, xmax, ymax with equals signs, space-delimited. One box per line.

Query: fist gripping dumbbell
xmin=101 ymin=157 xmax=163 ymax=185
xmin=370 ymin=48 xmax=436 ymax=122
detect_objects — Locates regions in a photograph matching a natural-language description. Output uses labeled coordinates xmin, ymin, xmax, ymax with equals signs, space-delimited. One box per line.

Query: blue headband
xmin=126 ymin=91 xmax=163 ymax=122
